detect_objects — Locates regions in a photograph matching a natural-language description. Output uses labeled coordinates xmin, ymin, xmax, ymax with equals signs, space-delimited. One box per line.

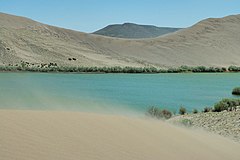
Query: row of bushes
xmin=198 ymin=99 xmax=240 ymax=113
xmin=146 ymin=86 xmax=240 ymax=119
xmin=228 ymin=66 xmax=240 ymax=72
xmin=1 ymin=64 xmax=240 ymax=73
xmin=0 ymin=65 xmax=160 ymax=73
xmin=213 ymin=98 xmax=240 ymax=112
xmin=146 ymin=98 xmax=240 ymax=120
xmin=146 ymin=107 xmax=173 ymax=119
xmin=146 ymin=106 xmax=190 ymax=120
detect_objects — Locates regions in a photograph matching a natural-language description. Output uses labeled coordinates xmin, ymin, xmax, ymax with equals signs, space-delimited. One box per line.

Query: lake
xmin=0 ymin=73 xmax=239 ymax=115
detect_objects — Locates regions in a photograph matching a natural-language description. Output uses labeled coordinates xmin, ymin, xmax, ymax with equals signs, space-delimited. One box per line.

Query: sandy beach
xmin=1 ymin=110 xmax=240 ymax=160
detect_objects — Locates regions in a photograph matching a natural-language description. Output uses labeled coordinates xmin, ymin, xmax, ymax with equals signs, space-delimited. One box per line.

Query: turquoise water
xmin=0 ymin=73 xmax=240 ymax=115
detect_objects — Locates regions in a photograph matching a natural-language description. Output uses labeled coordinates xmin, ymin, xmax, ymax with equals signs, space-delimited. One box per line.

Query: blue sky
xmin=0 ymin=0 xmax=239 ymax=33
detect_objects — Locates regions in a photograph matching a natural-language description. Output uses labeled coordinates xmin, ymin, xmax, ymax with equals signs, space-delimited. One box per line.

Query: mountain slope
xmin=93 ymin=23 xmax=181 ymax=39
xmin=0 ymin=12 xmax=240 ymax=68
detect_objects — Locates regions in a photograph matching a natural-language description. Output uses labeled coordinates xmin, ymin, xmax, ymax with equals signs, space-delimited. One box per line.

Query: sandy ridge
xmin=0 ymin=13 xmax=240 ymax=67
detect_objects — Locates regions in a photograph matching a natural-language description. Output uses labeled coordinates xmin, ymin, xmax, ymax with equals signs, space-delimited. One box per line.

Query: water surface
xmin=0 ymin=73 xmax=239 ymax=115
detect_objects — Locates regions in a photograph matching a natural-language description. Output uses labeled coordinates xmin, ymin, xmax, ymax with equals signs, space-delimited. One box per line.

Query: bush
xmin=161 ymin=109 xmax=173 ymax=119
xmin=179 ymin=106 xmax=187 ymax=115
xmin=146 ymin=106 xmax=160 ymax=118
xmin=180 ymin=119 xmax=192 ymax=127
xmin=192 ymin=109 xmax=198 ymax=114
xmin=203 ymin=107 xmax=212 ymax=113
xmin=213 ymin=98 xmax=240 ymax=112
xmin=232 ymin=87 xmax=240 ymax=95
xmin=228 ymin=66 xmax=240 ymax=72
xmin=146 ymin=106 xmax=172 ymax=120
xmin=192 ymin=66 xmax=206 ymax=72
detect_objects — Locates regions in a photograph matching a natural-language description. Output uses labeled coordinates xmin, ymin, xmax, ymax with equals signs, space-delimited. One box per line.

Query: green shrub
xmin=160 ymin=109 xmax=173 ymax=119
xmin=146 ymin=106 xmax=160 ymax=118
xmin=213 ymin=98 xmax=240 ymax=112
xmin=180 ymin=119 xmax=192 ymax=127
xmin=228 ymin=66 xmax=240 ymax=72
xmin=192 ymin=66 xmax=206 ymax=72
xmin=179 ymin=106 xmax=187 ymax=115
xmin=146 ymin=106 xmax=172 ymax=120
xmin=179 ymin=65 xmax=193 ymax=72
xmin=192 ymin=109 xmax=198 ymax=114
xmin=203 ymin=107 xmax=212 ymax=113
xmin=232 ymin=87 xmax=240 ymax=95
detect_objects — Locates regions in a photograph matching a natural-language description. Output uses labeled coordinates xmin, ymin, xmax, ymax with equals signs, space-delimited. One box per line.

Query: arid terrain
xmin=169 ymin=110 xmax=240 ymax=143
xmin=1 ymin=12 xmax=240 ymax=68
xmin=1 ymin=110 xmax=240 ymax=160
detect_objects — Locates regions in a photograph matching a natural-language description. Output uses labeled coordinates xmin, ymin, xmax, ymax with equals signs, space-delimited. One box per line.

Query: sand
xmin=0 ymin=110 xmax=240 ymax=160
xmin=1 ymin=12 xmax=240 ymax=67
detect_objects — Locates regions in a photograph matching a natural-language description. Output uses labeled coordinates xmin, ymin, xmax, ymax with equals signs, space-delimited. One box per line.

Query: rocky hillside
xmin=93 ymin=23 xmax=180 ymax=39
xmin=169 ymin=110 xmax=240 ymax=142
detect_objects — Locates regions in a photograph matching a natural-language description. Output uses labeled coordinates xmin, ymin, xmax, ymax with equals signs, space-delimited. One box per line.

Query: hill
xmin=0 ymin=12 xmax=240 ymax=68
xmin=93 ymin=23 xmax=181 ymax=39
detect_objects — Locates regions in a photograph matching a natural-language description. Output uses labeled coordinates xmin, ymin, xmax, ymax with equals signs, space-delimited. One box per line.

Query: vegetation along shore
xmin=146 ymin=98 xmax=240 ymax=143
xmin=1 ymin=62 xmax=240 ymax=73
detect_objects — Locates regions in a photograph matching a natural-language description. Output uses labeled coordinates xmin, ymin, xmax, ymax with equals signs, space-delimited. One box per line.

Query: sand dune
xmin=0 ymin=12 xmax=240 ymax=67
xmin=0 ymin=110 xmax=240 ymax=160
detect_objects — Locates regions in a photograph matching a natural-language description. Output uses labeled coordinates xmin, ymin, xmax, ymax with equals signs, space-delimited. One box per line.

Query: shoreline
xmin=1 ymin=65 xmax=240 ymax=74
xmin=2 ymin=70 xmax=240 ymax=74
